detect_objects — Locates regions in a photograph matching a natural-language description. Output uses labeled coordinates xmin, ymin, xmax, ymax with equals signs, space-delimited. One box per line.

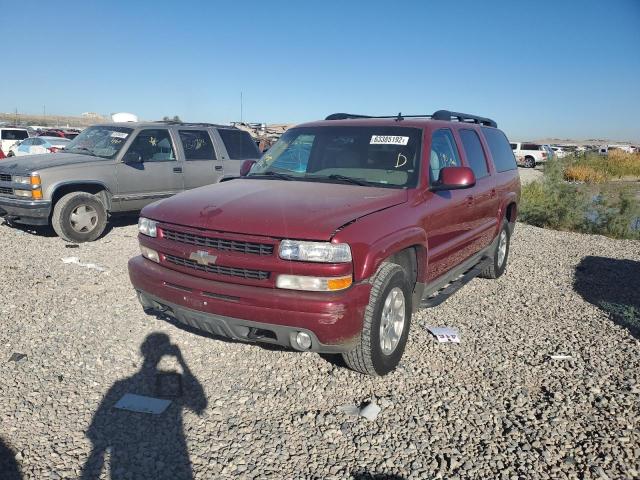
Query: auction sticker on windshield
xmin=370 ymin=135 xmax=409 ymax=145
xmin=110 ymin=131 xmax=128 ymax=139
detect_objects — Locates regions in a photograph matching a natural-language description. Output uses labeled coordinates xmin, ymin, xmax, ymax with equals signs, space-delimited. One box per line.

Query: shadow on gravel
xmin=81 ymin=333 xmax=206 ymax=480
xmin=351 ymin=473 xmax=405 ymax=480
xmin=574 ymin=256 xmax=640 ymax=338
xmin=1 ymin=219 xmax=56 ymax=237
xmin=0 ymin=437 xmax=22 ymax=480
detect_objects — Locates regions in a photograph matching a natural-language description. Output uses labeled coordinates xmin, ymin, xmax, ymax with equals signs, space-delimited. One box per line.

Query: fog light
xmin=140 ymin=245 xmax=160 ymax=263
xmin=14 ymin=189 xmax=31 ymax=198
xmin=296 ymin=331 xmax=312 ymax=350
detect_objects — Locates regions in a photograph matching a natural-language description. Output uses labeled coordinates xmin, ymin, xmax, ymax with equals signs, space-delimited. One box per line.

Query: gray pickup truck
xmin=0 ymin=121 xmax=260 ymax=242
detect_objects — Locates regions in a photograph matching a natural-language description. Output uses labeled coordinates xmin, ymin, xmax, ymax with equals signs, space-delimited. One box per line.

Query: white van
xmin=0 ymin=127 xmax=30 ymax=153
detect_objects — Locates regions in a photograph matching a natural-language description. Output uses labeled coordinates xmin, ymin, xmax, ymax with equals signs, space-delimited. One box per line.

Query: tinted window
xmin=178 ymin=130 xmax=216 ymax=160
xmin=218 ymin=129 xmax=260 ymax=160
xmin=2 ymin=129 xmax=29 ymax=140
xmin=33 ymin=138 xmax=44 ymax=146
xmin=510 ymin=143 xmax=517 ymax=149
xmin=126 ymin=129 xmax=175 ymax=162
xmin=481 ymin=127 xmax=517 ymax=172
xmin=521 ymin=143 xmax=540 ymax=151
xmin=460 ymin=129 xmax=489 ymax=178
xmin=429 ymin=129 xmax=461 ymax=184
xmin=252 ymin=126 xmax=422 ymax=188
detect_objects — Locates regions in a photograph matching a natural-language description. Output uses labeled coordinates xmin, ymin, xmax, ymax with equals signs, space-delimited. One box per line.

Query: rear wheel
xmin=343 ymin=262 xmax=412 ymax=376
xmin=51 ymin=192 xmax=108 ymax=243
xmin=524 ymin=156 xmax=536 ymax=168
xmin=480 ymin=219 xmax=511 ymax=279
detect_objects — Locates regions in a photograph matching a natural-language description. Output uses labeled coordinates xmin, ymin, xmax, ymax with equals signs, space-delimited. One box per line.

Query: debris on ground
xmin=549 ymin=354 xmax=573 ymax=360
xmin=338 ymin=401 xmax=381 ymax=421
xmin=8 ymin=353 xmax=27 ymax=363
xmin=114 ymin=393 xmax=171 ymax=415
xmin=61 ymin=256 xmax=107 ymax=273
xmin=426 ymin=326 xmax=461 ymax=343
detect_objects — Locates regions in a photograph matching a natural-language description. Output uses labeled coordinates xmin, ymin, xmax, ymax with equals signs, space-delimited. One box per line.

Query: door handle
xmin=173 ymin=167 xmax=182 ymax=173
xmin=214 ymin=165 xmax=223 ymax=171
xmin=466 ymin=195 xmax=474 ymax=206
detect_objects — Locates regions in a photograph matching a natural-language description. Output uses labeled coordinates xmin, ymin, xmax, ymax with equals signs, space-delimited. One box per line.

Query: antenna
xmin=240 ymin=92 xmax=243 ymax=123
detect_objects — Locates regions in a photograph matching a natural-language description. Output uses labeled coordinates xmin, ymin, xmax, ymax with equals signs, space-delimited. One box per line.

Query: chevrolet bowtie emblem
xmin=189 ymin=250 xmax=218 ymax=266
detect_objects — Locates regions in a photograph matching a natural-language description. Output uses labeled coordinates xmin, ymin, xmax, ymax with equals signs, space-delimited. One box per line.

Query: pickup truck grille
xmin=0 ymin=174 xmax=11 ymax=182
xmin=163 ymin=228 xmax=274 ymax=256
xmin=0 ymin=187 xmax=13 ymax=195
xmin=165 ymin=253 xmax=269 ymax=281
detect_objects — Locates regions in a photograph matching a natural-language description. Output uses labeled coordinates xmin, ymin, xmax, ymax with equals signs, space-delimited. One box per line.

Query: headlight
xmin=276 ymin=274 xmax=352 ymax=291
xmin=14 ymin=189 xmax=32 ymax=198
xmin=138 ymin=217 xmax=158 ymax=237
xmin=13 ymin=176 xmax=31 ymax=185
xmin=279 ymin=240 xmax=351 ymax=263
xmin=140 ymin=245 xmax=160 ymax=263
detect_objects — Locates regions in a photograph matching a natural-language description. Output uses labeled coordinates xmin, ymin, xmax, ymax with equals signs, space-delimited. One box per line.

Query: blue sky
xmin=1 ymin=0 xmax=639 ymax=141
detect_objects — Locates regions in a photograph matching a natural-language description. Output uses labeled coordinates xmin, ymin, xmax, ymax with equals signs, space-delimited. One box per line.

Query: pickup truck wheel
xmin=524 ymin=156 xmax=536 ymax=168
xmin=480 ymin=219 xmax=511 ymax=279
xmin=51 ymin=192 xmax=107 ymax=243
xmin=342 ymin=262 xmax=412 ymax=376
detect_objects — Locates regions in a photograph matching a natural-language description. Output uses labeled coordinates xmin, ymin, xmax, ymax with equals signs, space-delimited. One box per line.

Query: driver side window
xmin=430 ymin=129 xmax=461 ymax=184
xmin=126 ymin=129 xmax=175 ymax=162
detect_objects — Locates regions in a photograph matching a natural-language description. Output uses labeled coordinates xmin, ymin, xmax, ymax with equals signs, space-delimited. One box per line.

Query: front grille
xmin=165 ymin=254 xmax=270 ymax=281
xmin=0 ymin=187 xmax=12 ymax=195
xmin=163 ymin=228 xmax=274 ymax=256
xmin=0 ymin=174 xmax=11 ymax=182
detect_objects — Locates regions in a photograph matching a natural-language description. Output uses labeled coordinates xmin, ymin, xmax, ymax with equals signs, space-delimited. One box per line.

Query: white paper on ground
xmin=549 ymin=354 xmax=573 ymax=360
xmin=61 ymin=257 xmax=108 ymax=273
xmin=114 ymin=393 xmax=171 ymax=414
xmin=426 ymin=326 xmax=461 ymax=343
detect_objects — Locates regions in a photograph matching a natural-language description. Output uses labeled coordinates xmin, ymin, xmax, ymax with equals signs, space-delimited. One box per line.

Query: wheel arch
xmin=49 ymin=181 xmax=112 ymax=212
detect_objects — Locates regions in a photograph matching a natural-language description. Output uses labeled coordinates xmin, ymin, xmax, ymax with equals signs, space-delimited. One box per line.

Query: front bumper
xmin=128 ymin=256 xmax=372 ymax=353
xmin=0 ymin=197 xmax=51 ymax=225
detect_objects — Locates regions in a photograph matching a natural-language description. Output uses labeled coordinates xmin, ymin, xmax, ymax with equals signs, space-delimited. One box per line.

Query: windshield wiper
xmin=248 ymin=171 xmax=295 ymax=181
xmin=67 ymin=147 xmax=94 ymax=155
xmin=308 ymin=174 xmax=371 ymax=186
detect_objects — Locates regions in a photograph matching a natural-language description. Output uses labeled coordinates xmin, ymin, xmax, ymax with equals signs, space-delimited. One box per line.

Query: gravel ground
xmin=0 ymin=218 xmax=638 ymax=480
xmin=517 ymin=167 xmax=544 ymax=185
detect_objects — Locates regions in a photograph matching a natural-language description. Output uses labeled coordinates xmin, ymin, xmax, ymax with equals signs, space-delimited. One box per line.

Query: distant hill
xmin=0 ymin=113 xmax=105 ymax=128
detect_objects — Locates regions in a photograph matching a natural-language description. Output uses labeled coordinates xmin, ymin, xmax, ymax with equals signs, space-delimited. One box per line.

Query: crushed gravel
xmin=0 ymin=218 xmax=638 ymax=479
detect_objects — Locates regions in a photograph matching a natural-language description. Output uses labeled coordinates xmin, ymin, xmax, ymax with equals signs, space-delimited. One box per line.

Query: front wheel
xmin=51 ymin=192 xmax=108 ymax=243
xmin=343 ymin=262 xmax=412 ymax=376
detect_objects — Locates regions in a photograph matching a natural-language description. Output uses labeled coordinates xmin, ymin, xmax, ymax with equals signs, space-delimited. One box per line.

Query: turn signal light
xmin=32 ymin=188 xmax=43 ymax=200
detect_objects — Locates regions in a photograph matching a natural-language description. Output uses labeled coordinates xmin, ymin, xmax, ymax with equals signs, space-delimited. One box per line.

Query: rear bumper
xmin=0 ymin=197 xmax=51 ymax=225
xmin=128 ymin=256 xmax=372 ymax=353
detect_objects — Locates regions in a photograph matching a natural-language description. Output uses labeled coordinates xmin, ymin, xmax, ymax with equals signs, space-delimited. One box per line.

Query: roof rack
xmin=152 ymin=120 xmax=231 ymax=128
xmin=325 ymin=110 xmax=497 ymax=128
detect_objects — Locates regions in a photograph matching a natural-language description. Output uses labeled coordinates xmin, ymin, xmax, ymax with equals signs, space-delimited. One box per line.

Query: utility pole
xmin=43 ymin=105 xmax=46 ymax=120
xmin=240 ymin=91 xmax=243 ymax=123
xmin=14 ymin=107 xmax=18 ymax=125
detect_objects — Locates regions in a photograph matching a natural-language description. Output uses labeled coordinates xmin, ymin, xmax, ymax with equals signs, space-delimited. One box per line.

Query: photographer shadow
xmin=81 ymin=333 xmax=206 ymax=480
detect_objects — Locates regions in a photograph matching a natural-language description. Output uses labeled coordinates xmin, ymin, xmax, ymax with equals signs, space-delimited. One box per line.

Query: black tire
xmin=525 ymin=156 xmax=536 ymax=168
xmin=7 ymin=151 xmax=14 ymax=157
xmin=342 ymin=262 xmax=412 ymax=376
xmin=480 ymin=219 xmax=511 ymax=279
xmin=51 ymin=192 xmax=108 ymax=243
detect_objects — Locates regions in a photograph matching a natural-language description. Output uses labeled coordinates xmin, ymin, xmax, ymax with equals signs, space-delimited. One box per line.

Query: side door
xmin=423 ymin=128 xmax=474 ymax=281
xmin=212 ymin=128 xmax=261 ymax=177
xmin=114 ymin=128 xmax=184 ymax=212
xmin=457 ymin=128 xmax=498 ymax=253
xmin=177 ymin=129 xmax=223 ymax=189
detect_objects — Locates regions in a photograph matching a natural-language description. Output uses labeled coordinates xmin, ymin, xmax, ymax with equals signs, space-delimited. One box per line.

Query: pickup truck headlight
xmin=138 ymin=217 xmax=158 ymax=237
xmin=13 ymin=176 xmax=32 ymax=185
xmin=279 ymin=240 xmax=352 ymax=263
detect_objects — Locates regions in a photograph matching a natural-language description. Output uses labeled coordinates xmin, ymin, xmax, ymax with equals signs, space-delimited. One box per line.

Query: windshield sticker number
xmin=110 ymin=131 xmax=128 ymax=139
xmin=370 ymin=135 xmax=409 ymax=145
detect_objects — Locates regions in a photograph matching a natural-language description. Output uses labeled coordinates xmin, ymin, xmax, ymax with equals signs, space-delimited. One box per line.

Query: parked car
xmin=37 ymin=129 xmax=80 ymax=139
xmin=0 ymin=127 xmax=29 ymax=153
xmin=510 ymin=142 xmax=548 ymax=168
xmin=0 ymin=121 xmax=260 ymax=242
xmin=128 ymin=110 xmax=521 ymax=376
xmin=8 ymin=136 xmax=70 ymax=156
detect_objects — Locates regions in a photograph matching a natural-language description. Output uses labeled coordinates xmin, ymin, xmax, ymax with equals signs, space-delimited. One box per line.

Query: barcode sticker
xmin=370 ymin=135 xmax=409 ymax=145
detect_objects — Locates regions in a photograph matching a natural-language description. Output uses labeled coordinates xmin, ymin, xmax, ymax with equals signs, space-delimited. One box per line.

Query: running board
xmin=420 ymin=258 xmax=491 ymax=308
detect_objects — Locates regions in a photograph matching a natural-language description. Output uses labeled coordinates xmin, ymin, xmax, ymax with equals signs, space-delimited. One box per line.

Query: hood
xmin=143 ymin=179 xmax=408 ymax=241
xmin=0 ymin=153 xmax=103 ymax=173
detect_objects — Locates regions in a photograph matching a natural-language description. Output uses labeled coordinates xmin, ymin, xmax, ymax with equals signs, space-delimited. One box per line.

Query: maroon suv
xmin=128 ymin=110 xmax=520 ymax=376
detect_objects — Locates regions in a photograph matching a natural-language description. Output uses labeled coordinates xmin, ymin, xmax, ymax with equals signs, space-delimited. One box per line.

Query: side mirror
xmin=430 ymin=166 xmax=476 ymax=191
xmin=123 ymin=151 xmax=142 ymax=163
xmin=240 ymin=159 xmax=256 ymax=176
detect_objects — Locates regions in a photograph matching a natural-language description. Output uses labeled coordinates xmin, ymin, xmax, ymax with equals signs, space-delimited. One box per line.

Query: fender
xmin=496 ymin=192 xmax=518 ymax=233
xmin=350 ymin=226 xmax=428 ymax=282
xmin=48 ymin=180 xmax=113 ymax=211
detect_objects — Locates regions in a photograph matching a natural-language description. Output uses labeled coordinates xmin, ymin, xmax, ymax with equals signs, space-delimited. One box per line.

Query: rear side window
xmin=2 ymin=129 xmax=29 ymax=140
xmin=460 ymin=129 xmax=489 ymax=178
xmin=521 ymin=143 xmax=540 ymax=151
xmin=430 ymin=129 xmax=461 ymax=183
xmin=481 ymin=127 xmax=517 ymax=172
xmin=218 ymin=129 xmax=260 ymax=160
xmin=178 ymin=130 xmax=216 ymax=160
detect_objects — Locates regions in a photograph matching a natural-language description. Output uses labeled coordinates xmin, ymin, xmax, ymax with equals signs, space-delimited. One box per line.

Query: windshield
xmin=250 ymin=126 xmax=422 ymax=188
xmin=64 ymin=125 xmax=133 ymax=159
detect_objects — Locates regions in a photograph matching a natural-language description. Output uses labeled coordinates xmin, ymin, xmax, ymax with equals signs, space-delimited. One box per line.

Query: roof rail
xmin=152 ymin=120 xmax=231 ymax=128
xmin=324 ymin=110 xmax=497 ymax=128
xmin=432 ymin=110 xmax=497 ymax=128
